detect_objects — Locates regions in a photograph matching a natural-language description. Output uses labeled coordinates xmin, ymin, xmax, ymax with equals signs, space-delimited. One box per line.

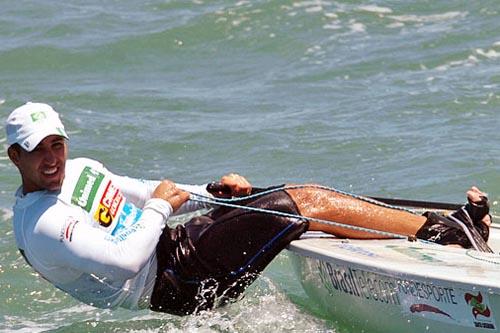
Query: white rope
xmin=186 ymin=184 xmax=490 ymax=252
xmin=188 ymin=187 xmax=412 ymax=240
xmin=205 ymin=184 xmax=418 ymax=214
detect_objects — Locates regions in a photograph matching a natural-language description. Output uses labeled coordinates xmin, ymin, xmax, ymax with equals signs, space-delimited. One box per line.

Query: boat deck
xmin=287 ymin=225 xmax=500 ymax=332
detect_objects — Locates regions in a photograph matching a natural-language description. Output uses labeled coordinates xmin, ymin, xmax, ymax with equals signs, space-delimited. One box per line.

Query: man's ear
xmin=7 ymin=145 xmax=21 ymax=167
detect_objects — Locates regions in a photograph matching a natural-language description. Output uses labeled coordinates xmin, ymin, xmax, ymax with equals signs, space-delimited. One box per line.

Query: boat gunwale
xmin=287 ymin=228 xmax=500 ymax=294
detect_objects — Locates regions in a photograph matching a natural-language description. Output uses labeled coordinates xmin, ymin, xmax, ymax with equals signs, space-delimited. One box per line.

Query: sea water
xmin=1 ymin=1 xmax=500 ymax=332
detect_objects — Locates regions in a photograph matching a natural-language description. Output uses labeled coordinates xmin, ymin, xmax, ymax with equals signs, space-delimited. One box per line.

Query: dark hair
xmin=8 ymin=143 xmax=21 ymax=152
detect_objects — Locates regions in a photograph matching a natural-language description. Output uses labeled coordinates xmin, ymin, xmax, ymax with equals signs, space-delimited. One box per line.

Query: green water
xmin=1 ymin=1 xmax=500 ymax=331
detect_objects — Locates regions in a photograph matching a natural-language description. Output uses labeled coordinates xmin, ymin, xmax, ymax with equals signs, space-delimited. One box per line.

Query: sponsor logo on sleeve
xmin=71 ymin=167 xmax=105 ymax=212
xmin=59 ymin=217 xmax=79 ymax=242
xmin=94 ymin=181 xmax=123 ymax=227
xmin=106 ymin=203 xmax=143 ymax=240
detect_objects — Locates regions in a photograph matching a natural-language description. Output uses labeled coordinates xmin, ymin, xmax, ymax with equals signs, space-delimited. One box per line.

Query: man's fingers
xmin=467 ymin=186 xmax=487 ymax=204
xmin=220 ymin=173 xmax=252 ymax=196
xmin=482 ymin=214 xmax=492 ymax=227
xmin=152 ymin=180 xmax=190 ymax=212
xmin=168 ymin=190 xmax=190 ymax=211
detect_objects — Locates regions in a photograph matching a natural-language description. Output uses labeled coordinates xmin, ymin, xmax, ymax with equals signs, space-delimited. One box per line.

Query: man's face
xmin=9 ymin=135 xmax=68 ymax=193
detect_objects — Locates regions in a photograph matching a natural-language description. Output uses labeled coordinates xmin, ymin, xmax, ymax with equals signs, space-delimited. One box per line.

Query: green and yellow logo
xmin=71 ymin=167 xmax=105 ymax=212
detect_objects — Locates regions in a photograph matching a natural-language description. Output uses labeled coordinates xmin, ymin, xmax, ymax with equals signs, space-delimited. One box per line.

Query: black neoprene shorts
xmin=149 ymin=186 xmax=308 ymax=315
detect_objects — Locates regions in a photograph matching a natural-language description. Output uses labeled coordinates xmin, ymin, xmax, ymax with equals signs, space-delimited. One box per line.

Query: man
xmin=5 ymin=102 xmax=492 ymax=315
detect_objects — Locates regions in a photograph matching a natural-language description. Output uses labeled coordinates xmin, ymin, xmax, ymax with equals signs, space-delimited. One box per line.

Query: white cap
xmin=5 ymin=102 xmax=69 ymax=152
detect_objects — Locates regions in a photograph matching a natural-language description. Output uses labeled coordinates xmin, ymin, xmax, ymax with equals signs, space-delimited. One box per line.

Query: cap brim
xmin=20 ymin=127 xmax=69 ymax=152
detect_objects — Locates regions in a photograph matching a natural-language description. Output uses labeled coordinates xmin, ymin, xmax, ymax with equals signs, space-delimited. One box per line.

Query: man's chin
xmin=45 ymin=178 xmax=64 ymax=192
xmin=46 ymin=185 xmax=63 ymax=192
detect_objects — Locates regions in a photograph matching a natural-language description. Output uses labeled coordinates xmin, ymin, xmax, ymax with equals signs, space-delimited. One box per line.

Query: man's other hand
xmin=219 ymin=173 xmax=252 ymax=197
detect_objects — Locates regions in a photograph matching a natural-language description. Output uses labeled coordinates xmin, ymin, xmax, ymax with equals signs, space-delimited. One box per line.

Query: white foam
xmin=387 ymin=22 xmax=405 ymax=28
xmin=235 ymin=0 xmax=250 ymax=6
xmin=2 ymin=304 xmax=158 ymax=333
xmin=305 ymin=45 xmax=322 ymax=55
xmin=162 ymin=276 xmax=331 ymax=332
xmin=1 ymin=316 xmax=54 ymax=333
xmin=2 ymin=208 xmax=13 ymax=221
xmin=349 ymin=20 xmax=366 ymax=33
xmin=324 ymin=12 xmax=338 ymax=19
xmin=323 ymin=22 xmax=342 ymax=30
xmin=306 ymin=6 xmax=323 ymax=13
xmin=476 ymin=48 xmax=500 ymax=59
xmin=435 ymin=55 xmax=478 ymax=71
xmin=468 ymin=55 xmax=479 ymax=63
xmin=480 ymin=93 xmax=495 ymax=105
xmin=388 ymin=11 xmax=466 ymax=23
xmin=231 ymin=17 xmax=249 ymax=27
xmin=292 ymin=0 xmax=329 ymax=9
xmin=358 ymin=5 xmax=393 ymax=14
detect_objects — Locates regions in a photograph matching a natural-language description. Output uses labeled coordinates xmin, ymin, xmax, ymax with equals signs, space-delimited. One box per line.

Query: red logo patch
xmin=60 ymin=217 xmax=79 ymax=242
xmin=95 ymin=181 xmax=123 ymax=227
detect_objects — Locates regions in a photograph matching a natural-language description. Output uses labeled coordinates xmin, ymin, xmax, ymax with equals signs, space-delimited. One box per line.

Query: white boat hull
xmin=288 ymin=227 xmax=500 ymax=333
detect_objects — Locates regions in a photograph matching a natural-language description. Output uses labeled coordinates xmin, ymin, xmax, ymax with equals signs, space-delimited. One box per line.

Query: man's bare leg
xmin=285 ymin=185 xmax=427 ymax=239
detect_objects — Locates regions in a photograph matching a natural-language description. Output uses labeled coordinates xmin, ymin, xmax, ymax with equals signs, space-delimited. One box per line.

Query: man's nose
xmin=43 ymin=149 xmax=57 ymax=164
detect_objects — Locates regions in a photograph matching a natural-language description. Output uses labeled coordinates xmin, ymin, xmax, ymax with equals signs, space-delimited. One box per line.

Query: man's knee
xmin=250 ymin=189 xmax=301 ymax=215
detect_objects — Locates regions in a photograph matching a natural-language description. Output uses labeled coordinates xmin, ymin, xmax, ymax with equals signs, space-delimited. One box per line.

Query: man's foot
xmin=443 ymin=187 xmax=491 ymax=252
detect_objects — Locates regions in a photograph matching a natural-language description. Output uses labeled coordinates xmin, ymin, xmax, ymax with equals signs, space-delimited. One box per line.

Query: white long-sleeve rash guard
xmin=12 ymin=157 xmax=213 ymax=310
